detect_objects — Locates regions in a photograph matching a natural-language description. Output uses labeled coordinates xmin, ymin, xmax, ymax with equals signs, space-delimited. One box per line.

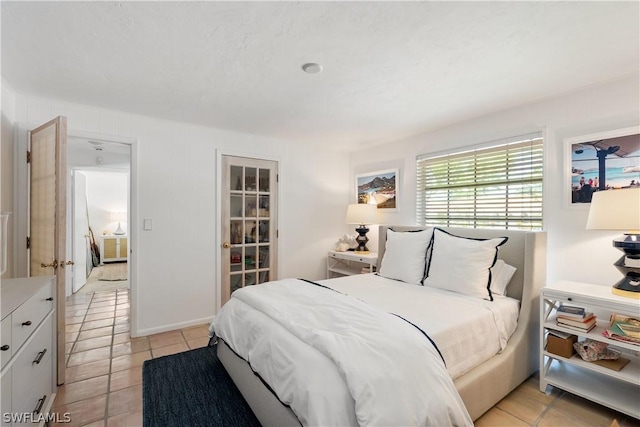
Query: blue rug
xmin=142 ymin=346 xmax=261 ymax=427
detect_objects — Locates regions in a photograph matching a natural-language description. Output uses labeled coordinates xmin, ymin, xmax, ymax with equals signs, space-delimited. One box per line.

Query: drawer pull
xmin=46 ymin=297 xmax=54 ymax=301
xmin=22 ymin=320 xmax=32 ymax=326
xmin=33 ymin=348 xmax=47 ymax=364
xmin=33 ymin=395 xmax=46 ymax=414
xmin=0 ymin=345 xmax=9 ymax=351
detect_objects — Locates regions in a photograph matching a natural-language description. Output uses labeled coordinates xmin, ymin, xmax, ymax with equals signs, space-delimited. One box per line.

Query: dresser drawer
xmin=1 ymin=315 xmax=12 ymax=368
xmin=11 ymin=314 xmax=54 ymax=407
xmin=13 ymin=356 xmax=54 ymax=427
xmin=11 ymin=281 xmax=54 ymax=353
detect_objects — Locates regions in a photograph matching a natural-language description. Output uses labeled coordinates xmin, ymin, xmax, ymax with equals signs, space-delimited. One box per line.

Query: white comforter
xmin=211 ymin=278 xmax=473 ymax=427
xmin=324 ymin=274 xmax=520 ymax=380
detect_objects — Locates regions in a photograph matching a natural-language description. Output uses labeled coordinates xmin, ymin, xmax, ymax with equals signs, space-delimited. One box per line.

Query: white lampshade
xmin=111 ymin=212 xmax=127 ymax=222
xmin=586 ymin=188 xmax=640 ymax=232
xmin=345 ymin=204 xmax=377 ymax=225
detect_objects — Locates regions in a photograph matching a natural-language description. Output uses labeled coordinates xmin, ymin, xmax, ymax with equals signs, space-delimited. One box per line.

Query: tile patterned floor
xmin=53 ymin=288 xmax=639 ymax=427
xmin=52 ymin=289 xmax=209 ymax=427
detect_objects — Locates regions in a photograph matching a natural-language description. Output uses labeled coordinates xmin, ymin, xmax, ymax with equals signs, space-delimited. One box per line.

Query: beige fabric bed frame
xmin=217 ymin=226 xmax=547 ymax=425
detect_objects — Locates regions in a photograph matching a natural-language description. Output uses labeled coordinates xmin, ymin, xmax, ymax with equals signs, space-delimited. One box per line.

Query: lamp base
xmin=612 ymin=287 xmax=640 ymax=299
xmin=610 ymin=235 xmax=640 ymax=299
xmin=354 ymin=225 xmax=370 ymax=253
xmin=611 ymin=274 xmax=640 ymax=299
xmin=114 ymin=221 xmax=125 ymax=235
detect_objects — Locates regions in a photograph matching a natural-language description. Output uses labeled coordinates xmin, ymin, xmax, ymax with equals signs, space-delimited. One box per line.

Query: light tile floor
xmin=53 ymin=288 xmax=639 ymax=427
xmin=52 ymin=289 xmax=209 ymax=427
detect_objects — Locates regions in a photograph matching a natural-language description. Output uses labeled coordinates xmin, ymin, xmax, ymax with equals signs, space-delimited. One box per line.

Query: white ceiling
xmin=2 ymin=1 xmax=639 ymax=151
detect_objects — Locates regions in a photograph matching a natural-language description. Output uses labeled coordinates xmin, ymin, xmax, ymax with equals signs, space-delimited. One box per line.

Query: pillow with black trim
xmin=378 ymin=228 xmax=433 ymax=285
xmin=490 ymin=259 xmax=517 ymax=296
xmin=423 ymin=228 xmax=508 ymax=300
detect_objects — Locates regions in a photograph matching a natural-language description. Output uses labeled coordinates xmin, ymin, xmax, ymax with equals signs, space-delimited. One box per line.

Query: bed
xmin=210 ymin=226 xmax=547 ymax=425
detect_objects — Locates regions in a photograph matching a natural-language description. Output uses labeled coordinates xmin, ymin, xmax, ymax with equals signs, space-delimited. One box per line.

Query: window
xmin=416 ymin=133 xmax=543 ymax=230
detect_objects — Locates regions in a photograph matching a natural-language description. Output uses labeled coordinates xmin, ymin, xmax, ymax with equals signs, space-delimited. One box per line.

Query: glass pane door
xmin=221 ymin=156 xmax=278 ymax=305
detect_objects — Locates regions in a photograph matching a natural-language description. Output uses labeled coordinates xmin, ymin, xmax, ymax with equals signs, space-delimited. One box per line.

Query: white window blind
xmin=416 ymin=133 xmax=544 ymax=230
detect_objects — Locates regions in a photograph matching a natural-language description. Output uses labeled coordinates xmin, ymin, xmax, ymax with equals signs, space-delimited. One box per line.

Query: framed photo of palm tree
xmin=565 ymin=126 xmax=640 ymax=206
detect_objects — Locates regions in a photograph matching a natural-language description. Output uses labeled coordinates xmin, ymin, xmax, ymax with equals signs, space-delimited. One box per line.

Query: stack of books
xmin=555 ymin=304 xmax=597 ymax=333
xmin=602 ymin=314 xmax=640 ymax=346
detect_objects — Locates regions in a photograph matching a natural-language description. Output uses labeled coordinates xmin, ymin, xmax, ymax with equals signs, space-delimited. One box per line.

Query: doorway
xmin=219 ymin=155 xmax=278 ymax=306
xmin=67 ymin=136 xmax=132 ymax=297
xmin=66 ymin=133 xmax=132 ymax=296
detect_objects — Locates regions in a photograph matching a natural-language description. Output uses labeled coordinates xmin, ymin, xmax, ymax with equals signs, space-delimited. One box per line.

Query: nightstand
xmin=540 ymin=281 xmax=640 ymax=419
xmin=327 ymin=251 xmax=377 ymax=279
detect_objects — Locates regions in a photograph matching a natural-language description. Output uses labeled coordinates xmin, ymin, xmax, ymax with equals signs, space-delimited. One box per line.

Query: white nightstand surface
xmin=544 ymin=280 xmax=640 ymax=312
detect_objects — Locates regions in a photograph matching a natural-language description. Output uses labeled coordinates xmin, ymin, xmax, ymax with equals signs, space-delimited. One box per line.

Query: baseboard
xmin=132 ymin=316 xmax=214 ymax=338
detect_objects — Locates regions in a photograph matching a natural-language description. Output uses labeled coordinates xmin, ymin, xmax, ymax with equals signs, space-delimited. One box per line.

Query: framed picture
xmin=356 ymin=168 xmax=398 ymax=210
xmin=565 ymin=126 xmax=640 ymax=206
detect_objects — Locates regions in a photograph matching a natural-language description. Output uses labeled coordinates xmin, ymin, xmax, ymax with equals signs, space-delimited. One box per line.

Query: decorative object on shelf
xmin=546 ymin=332 xmax=577 ymax=358
xmin=586 ymin=187 xmax=640 ymax=298
xmin=565 ymin=126 xmax=640 ymax=205
xmin=0 ymin=212 xmax=10 ymax=275
xmin=356 ymin=168 xmax=398 ymax=210
xmin=556 ymin=304 xmax=587 ymax=318
xmin=334 ymin=233 xmax=357 ymax=252
xmin=345 ymin=204 xmax=378 ymax=254
xmin=111 ymin=211 xmax=127 ymax=235
xmin=573 ymin=339 xmax=620 ymax=362
xmin=602 ymin=313 xmax=640 ymax=345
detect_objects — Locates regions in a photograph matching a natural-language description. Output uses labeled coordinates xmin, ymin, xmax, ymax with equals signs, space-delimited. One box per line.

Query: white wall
xmin=83 ymin=171 xmax=129 ymax=237
xmin=350 ymin=75 xmax=640 ymax=288
xmin=10 ymin=94 xmax=350 ymax=336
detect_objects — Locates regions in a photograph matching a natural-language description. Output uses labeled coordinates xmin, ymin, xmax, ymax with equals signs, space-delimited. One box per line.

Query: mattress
xmin=211 ymin=277 xmax=474 ymax=426
xmin=320 ymin=273 xmax=520 ymax=380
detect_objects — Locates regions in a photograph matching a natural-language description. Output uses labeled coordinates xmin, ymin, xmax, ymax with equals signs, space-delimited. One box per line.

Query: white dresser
xmin=1 ymin=276 xmax=57 ymax=426
xmin=100 ymin=235 xmax=128 ymax=263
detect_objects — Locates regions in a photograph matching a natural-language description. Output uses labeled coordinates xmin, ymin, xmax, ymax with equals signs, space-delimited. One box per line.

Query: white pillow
xmin=423 ymin=228 xmax=508 ymax=300
xmin=490 ymin=259 xmax=517 ymax=296
xmin=378 ymin=228 xmax=433 ymax=285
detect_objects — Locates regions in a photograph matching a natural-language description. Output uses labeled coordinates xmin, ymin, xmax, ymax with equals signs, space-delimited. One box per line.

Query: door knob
xmin=222 ymin=242 xmax=231 ymax=249
xmin=40 ymin=261 xmax=58 ymax=269
xmin=58 ymin=260 xmax=75 ymax=269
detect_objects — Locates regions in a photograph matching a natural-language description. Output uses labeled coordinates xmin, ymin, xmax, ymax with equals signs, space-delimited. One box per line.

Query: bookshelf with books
xmin=541 ymin=281 xmax=640 ymax=420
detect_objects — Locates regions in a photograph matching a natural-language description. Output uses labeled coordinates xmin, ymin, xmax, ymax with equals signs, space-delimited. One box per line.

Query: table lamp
xmin=345 ymin=204 xmax=377 ymax=254
xmin=111 ymin=212 xmax=127 ymax=235
xmin=586 ymin=188 xmax=640 ymax=298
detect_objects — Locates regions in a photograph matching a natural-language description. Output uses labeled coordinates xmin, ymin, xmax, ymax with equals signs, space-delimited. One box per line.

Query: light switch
xmin=143 ymin=219 xmax=153 ymax=231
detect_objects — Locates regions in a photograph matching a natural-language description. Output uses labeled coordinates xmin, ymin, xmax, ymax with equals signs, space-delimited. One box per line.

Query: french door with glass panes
xmin=221 ymin=156 xmax=278 ymax=305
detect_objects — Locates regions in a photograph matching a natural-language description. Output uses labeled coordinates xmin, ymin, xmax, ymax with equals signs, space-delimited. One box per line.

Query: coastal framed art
xmin=356 ymin=168 xmax=398 ymax=210
xmin=565 ymin=126 xmax=640 ymax=207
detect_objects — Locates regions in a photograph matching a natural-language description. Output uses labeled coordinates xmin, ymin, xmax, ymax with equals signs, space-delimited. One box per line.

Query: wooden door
xmin=221 ymin=156 xmax=278 ymax=305
xmin=29 ymin=116 xmax=67 ymax=385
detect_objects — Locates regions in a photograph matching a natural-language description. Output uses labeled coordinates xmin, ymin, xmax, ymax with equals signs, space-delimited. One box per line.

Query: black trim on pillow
xmin=426 ymin=228 xmax=508 ymax=301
